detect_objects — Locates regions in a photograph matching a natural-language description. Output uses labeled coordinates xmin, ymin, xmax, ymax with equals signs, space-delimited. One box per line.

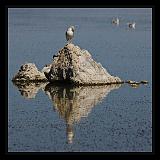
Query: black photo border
xmin=0 ymin=0 xmax=159 ymax=159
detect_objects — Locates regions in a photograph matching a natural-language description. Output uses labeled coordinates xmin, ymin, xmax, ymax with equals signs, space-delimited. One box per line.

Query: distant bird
xmin=65 ymin=26 xmax=75 ymax=43
xmin=127 ymin=22 xmax=136 ymax=29
xmin=112 ymin=17 xmax=119 ymax=25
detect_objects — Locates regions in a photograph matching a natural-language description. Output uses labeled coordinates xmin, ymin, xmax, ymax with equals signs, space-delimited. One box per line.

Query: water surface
xmin=8 ymin=8 xmax=152 ymax=152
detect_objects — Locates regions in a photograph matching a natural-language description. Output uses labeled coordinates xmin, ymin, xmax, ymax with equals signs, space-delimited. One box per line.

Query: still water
xmin=8 ymin=8 xmax=152 ymax=152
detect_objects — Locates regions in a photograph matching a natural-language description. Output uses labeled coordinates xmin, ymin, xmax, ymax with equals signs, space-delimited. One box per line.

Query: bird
xmin=65 ymin=26 xmax=75 ymax=43
xmin=127 ymin=22 xmax=136 ymax=29
xmin=112 ymin=17 xmax=119 ymax=25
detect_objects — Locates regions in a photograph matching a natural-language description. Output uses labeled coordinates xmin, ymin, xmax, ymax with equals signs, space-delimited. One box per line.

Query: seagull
xmin=112 ymin=17 xmax=119 ymax=25
xmin=66 ymin=26 xmax=75 ymax=43
xmin=127 ymin=22 xmax=136 ymax=29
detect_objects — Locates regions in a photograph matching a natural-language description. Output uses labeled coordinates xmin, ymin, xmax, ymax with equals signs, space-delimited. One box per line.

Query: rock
xmin=126 ymin=80 xmax=135 ymax=84
xmin=12 ymin=44 xmax=123 ymax=85
xmin=140 ymin=80 xmax=148 ymax=84
xmin=12 ymin=63 xmax=48 ymax=82
xmin=126 ymin=80 xmax=141 ymax=88
xmin=126 ymin=80 xmax=149 ymax=88
xmin=126 ymin=80 xmax=140 ymax=84
xmin=126 ymin=80 xmax=134 ymax=83
xmin=45 ymin=43 xmax=122 ymax=85
xmin=126 ymin=79 xmax=149 ymax=88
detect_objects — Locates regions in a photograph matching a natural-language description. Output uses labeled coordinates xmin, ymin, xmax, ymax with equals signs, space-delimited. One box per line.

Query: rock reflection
xmin=12 ymin=80 xmax=122 ymax=143
xmin=44 ymin=83 xmax=122 ymax=143
xmin=12 ymin=81 xmax=48 ymax=99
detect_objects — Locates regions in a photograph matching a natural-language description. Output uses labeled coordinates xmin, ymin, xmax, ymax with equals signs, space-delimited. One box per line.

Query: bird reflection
xmin=44 ymin=83 xmax=122 ymax=143
xmin=66 ymin=124 xmax=74 ymax=144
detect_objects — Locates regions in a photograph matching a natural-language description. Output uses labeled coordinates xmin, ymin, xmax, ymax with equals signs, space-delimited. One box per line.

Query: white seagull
xmin=112 ymin=17 xmax=119 ymax=25
xmin=66 ymin=26 xmax=75 ymax=43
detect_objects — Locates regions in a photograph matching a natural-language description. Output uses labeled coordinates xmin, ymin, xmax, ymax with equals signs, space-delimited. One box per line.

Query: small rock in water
xmin=12 ymin=63 xmax=48 ymax=82
xmin=126 ymin=80 xmax=141 ymax=84
xmin=126 ymin=80 xmax=134 ymax=84
xmin=140 ymin=80 xmax=148 ymax=84
xmin=126 ymin=80 xmax=149 ymax=88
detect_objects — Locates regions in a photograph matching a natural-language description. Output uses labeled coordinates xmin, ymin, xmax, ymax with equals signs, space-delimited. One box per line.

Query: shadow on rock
xmin=44 ymin=83 xmax=122 ymax=143
xmin=12 ymin=81 xmax=48 ymax=99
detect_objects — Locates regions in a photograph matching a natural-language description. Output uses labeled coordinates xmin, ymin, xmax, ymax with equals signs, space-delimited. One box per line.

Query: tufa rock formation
xmin=12 ymin=44 xmax=123 ymax=85
xmin=12 ymin=63 xmax=47 ymax=82
xmin=44 ymin=43 xmax=122 ymax=85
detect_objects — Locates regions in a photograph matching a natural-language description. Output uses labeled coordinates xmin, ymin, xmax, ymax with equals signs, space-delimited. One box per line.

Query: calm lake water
xmin=8 ymin=8 xmax=152 ymax=152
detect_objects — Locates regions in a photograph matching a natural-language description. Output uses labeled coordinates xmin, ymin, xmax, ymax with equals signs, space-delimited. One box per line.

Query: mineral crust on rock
xmin=45 ymin=43 xmax=122 ymax=85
